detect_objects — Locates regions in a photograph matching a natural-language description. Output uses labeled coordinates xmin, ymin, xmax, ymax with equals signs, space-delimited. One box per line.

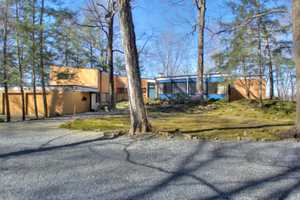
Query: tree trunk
xmin=266 ymin=36 xmax=274 ymax=99
xmin=118 ymin=0 xmax=151 ymax=134
xmin=16 ymin=0 xmax=26 ymax=121
xmin=3 ymin=0 xmax=10 ymax=122
xmin=293 ymin=0 xmax=300 ymax=130
xmin=107 ymin=13 xmax=115 ymax=110
xmin=242 ymin=58 xmax=250 ymax=99
xmin=39 ymin=0 xmax=48 ymax=118
xmin=64 ymin=39 xmax=69 ymax=66
xmin=90 ymin=42 xmax=94 ymax=68
xmin=257 ymin=15 xmax=264 ymax=107
xmin=32 ymin=0 xmax=39 ymax=119
xmin=196 ymin=0 xmax=206 ymax=97
xmin=275 ymin=63 xmax=281 ymax=99
xmin=290 ymin=71 xmax=295 ymax=101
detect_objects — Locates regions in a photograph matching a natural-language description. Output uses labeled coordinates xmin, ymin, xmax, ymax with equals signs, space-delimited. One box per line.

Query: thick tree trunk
xmin=118 ymin=0 xmax=151 ymax=134
xmin=3 ymin=0 xmax=10 ymax=122
xmin=39 ymin=0 xmax=48 ymax=118
xmin=293 ymin=0 xmax=300 ymax=130
xmin=196 ymin=0 xmax=206 ymax=97
xmin=32 ymin=0 xmax=39 ymax=119
xmin=16 ymin=0 xmax=26 ymax=121
xmin=107 ymin=14 xmax=115 ymax=110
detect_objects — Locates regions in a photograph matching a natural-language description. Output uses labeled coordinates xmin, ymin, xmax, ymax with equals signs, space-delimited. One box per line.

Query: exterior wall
xmin=49 ymin=66 xmax=150 ymax=103
xmin=47 ymin=91 xmax=90 ymax=116
xmin=0 ymin=93 xmax=2 ymax=114
xmin=230 ymin=79 xmax=266 ymax=101
xmin=1 ymin=91 xmax=91 ymax=118
xmin=1 ymin=93 xmax=23 ymax=117
xmin=113 ymin=76 xmax=149 ymax=102
xmin=49 ymin=66 xmax=99 ymax=89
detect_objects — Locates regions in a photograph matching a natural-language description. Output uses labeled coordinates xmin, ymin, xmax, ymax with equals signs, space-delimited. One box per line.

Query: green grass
xmin=61 ymin=100 xmax=295 ymax=141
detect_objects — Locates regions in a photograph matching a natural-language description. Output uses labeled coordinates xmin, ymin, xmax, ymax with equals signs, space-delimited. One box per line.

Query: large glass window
xmin=189 ymin=81 xmax=196 ymax=95
xmin=207 ymin=83 xmax=226 ymax=94
xmin=173 ymin=82 xmax=187 ymax=94
xmin=160 ymin=82 xmax=172 ymax=94
xmin=207 ymin=83 xmax=218 ymax=94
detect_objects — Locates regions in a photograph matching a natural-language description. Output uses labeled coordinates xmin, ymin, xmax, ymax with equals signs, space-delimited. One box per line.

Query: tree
xmin=293 ymin=0 xmax=300 ymax=130
xmin=86 ymin=0 xmax=117 ymax=110
xmin=118 ymin=0 xmax=151 ymax=134
xmin=39 ymin=0 xmax=48 ymax=118
xmin=154 ymin=31 xmax=191 ymax=76
xmin=15 ymin=0 xmax=26 ymax=121
xmin=195 ymin=0 xmax=206 ymax=97
xmin=213 ymin=0 xmax=288 ymax=102
xmin=31 ymin=0 xmax=39 ymax=119
xmin=2 ymin=0 xmax=11 ymax=122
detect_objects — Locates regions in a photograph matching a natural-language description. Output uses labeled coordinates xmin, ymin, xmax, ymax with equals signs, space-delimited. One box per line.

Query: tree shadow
xmin=120 ymin=140 xmax=234 ymax=200
xmin=114 ymin=139 xmax=300 ymax=200
xmin=0 ymin=134 xmax=121 ymax=159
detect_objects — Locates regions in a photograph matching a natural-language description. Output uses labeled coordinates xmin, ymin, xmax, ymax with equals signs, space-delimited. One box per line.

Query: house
xmin=0 ymin=66 xmax=150 ymax=118
xmin=154 ymin=74 xmax=266 ymax=101
xmin=0 ymin=66 xmax=266 ymax=119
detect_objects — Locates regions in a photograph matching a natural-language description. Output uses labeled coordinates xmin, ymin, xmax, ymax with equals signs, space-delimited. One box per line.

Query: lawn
xmin=60 ymin=100 xmax=295 ymax=141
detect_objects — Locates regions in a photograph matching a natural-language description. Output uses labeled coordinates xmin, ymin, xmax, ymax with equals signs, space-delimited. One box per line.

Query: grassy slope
xmin=61 ymin=100 xmax=295 ymax=141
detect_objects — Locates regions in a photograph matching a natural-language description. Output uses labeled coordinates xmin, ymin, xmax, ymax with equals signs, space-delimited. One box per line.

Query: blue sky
xmin=66 ymin=0 xmax=292 ymax=77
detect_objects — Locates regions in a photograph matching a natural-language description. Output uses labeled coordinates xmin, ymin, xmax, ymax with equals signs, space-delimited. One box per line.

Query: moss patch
xmin=61 ymin=100 xmax=295 ymax=141
xmin=60 ymin=117 xmax=130 ymax=132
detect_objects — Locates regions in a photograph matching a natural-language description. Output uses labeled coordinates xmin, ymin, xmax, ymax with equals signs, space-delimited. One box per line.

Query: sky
xmin=65 ymin=0 xmax=292 ymax=78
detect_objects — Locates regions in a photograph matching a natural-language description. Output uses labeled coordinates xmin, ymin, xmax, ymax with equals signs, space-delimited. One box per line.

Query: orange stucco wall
xmin=49 ymin=66 xmax=150 ymax=102
xmin=49 ymin=66 xmax=99 ymax=89
xmin=230 ymin=79 xmax=266 ymax=101
xmin=1 ymin=93 xmax=23 ymax=116
xmin=1 ymin=91 xmax=91 ymax=118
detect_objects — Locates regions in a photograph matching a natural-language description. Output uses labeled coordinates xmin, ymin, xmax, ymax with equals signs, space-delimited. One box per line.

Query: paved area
xmin=1 ymin=120 xmax=300 ymax=200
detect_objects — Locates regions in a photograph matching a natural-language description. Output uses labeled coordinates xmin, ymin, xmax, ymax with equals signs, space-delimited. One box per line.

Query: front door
xmin=91 ymin=93 xmax=98 ymax=111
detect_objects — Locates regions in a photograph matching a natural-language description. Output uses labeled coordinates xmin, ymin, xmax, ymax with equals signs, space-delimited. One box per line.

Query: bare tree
xmin=118 ymin=0 xmax=151 ymax=134
xmin=154 ymin=32 xmax=190 ymax=76
xmin=293 ymin=0 xmax=300 ymax=130
xmin=86 ymin=0 xmax=117 ymax=110
xmin=195 ymin=0 xmax=206 ymax=97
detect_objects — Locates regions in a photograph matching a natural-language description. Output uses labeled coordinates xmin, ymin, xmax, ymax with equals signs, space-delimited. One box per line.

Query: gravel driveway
xmin=1 ymin=120 xmax=300 ymax=200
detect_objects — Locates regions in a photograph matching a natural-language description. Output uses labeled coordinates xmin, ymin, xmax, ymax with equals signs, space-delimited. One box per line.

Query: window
xmin=57 ymin=72 xmax=75 ymax=80
xmin=189 ymin=82 xmax=196 ymax=95
xmin=161 ymin=83 xmax=172 ymax=94
xmin=207 ymin=83 xmax=226 ymax=94
xmin=173 ymin=82 xmax=187 ymax=94
xmin=82 ymin=96 xmax=87 ymax=101
xmin=207 ymin=83 xmax=218 ymax=94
